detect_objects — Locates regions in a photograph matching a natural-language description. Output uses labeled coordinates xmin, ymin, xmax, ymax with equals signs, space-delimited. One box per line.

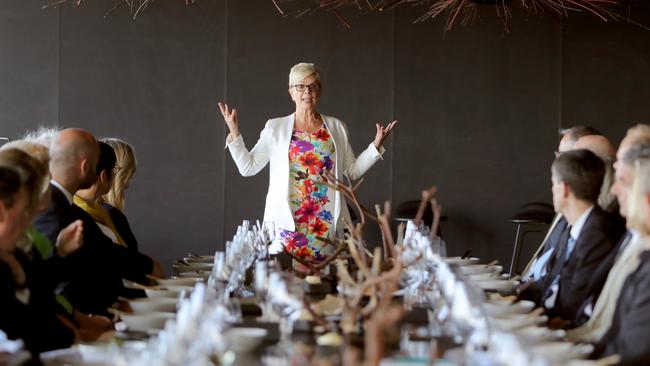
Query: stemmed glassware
xmin=254 ymin=259 xmax=278 ymax=322
xmin=267 ymin=271 xmax=303 ymax=345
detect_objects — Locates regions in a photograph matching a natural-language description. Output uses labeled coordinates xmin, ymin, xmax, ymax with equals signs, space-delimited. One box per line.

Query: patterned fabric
xmin=281 ymin=126 xmax=336 ymax=263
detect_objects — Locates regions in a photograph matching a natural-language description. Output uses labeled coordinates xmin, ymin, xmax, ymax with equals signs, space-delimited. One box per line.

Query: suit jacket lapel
xmin=546 ymin=226 xmax=571 ymax=285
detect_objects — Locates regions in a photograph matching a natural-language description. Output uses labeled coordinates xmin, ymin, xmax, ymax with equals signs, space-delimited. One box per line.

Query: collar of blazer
xmin=277 ymin=112 xmax=347 ymax=169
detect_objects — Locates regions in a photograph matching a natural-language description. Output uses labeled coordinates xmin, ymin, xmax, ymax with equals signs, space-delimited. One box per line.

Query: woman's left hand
xmin=374 ymin=120 xmax=398 ymax=149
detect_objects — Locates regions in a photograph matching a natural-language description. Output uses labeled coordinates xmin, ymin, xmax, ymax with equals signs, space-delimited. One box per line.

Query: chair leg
xmin=509 ymin=224 xmax=522 ymax=279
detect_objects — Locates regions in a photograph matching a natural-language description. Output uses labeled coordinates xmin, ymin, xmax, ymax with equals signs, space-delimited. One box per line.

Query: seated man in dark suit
xmin=542 ymin=150 xmax=625 ymax=325
xmin=33 ymin=128 xmax=155 ymax=315
xmin=520 ymin=126 xmax=603 ymax=282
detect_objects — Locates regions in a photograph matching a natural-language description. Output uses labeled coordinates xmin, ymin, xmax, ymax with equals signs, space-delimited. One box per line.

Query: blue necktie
xmin=565 ymin=234 xmax=576 ymax=260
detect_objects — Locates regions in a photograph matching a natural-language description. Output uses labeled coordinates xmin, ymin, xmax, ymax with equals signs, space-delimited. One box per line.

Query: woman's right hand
xmin=218 ymin=102 xmax=240 ymax=138
xmin=56 ymin=220 xmax=84 ymax=258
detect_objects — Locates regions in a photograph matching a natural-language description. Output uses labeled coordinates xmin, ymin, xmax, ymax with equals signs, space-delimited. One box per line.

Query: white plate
xmin=530 ymin=342 xmax=594 ymax=362
xmin=475 ymin=279 xmax=519 ymax=292
xmin=460 ymin=264 xmax=503 ymax=275
xmin=144 ymin=286 xmax=193 ymax=299
xmin=468 ymin=273 xmax=501 ymax=281
xmin=513 ymin=326 xmax=566 ymax=344
xmin=176 ymin=271 xmax=211 ymax=279
xmin=184 ymin=255 xmax=215 ymax=263
xmin=490 ymin=314 xmax=547 ymax=331
xmin=173 ymin=262 xmax=213 ymax=273
xmin=154 ymin=277 xmax=202 ymax=287
xmin=444 ymin=257 xmax=480 ymax=265
xmin=483 ymin=300 xmax=535 ymax=317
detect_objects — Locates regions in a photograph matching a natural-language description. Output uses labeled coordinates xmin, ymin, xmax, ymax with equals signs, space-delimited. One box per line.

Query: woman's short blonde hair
xmin=100 ymin=138 xmax=136 ymax=211
xmin=289 ymin=63 xmax=320 ymax=86
xmin=0 ymin=148 xmax=46 ymax=215
xmin=0 ymin=140 xmax=50 ymax=196
xmin=627 ymin=159 xmax=650 ymax=236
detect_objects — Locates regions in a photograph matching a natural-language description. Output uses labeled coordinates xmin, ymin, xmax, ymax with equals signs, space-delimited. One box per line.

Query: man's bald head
xmin=49 ymin=128 xmax=99 ymax=192
xmin=558 ymin=125 xmax=601 ymax=153
xmin=616 ymin=124 xmax=650 ymax=169
xmin=574 ymin=135 xmax=616 ymax=162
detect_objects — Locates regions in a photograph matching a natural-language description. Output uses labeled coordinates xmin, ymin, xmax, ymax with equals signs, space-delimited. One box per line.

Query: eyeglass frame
xmin=291 ymin=82 xmax=322 ymax=93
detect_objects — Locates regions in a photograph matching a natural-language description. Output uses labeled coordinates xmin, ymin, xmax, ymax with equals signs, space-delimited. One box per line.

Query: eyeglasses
xmin=292 ymin=83 xmax=321 ymax=93
xmin=113 ymin=165 xmax=122 ymax=175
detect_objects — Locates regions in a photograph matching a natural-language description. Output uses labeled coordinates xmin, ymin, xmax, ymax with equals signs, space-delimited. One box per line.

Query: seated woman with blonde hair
xmin=98 ymin=138 xmax=139 ymax=251
xmin=74 ymin=141 xmax=164 ymax=279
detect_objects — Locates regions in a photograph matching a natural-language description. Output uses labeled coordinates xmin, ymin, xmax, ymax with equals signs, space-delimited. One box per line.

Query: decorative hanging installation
xmin=41 ymin=0 xmax=645 ymax=32
xmin=271 ymin=0 xmax=623 ymax=30
xmin=42 ymin=0 xmax=199 ymax=19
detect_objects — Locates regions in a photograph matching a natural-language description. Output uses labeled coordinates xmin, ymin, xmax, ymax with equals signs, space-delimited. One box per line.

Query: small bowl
xmin=119 ymin=312 xmax=175 ymax=332
xmin=225 ymin=327 xmax=268 ymax=353
xmin=128 ymin=298 xmax=178 ymax=313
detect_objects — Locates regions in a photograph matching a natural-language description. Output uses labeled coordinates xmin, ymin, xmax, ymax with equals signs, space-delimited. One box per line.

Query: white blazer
xmin=226 ymin=113 xmax=385 ymax=234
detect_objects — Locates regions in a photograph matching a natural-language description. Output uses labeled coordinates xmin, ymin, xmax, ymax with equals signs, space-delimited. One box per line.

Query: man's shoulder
xmin=576 ymin=207 xmax=624 ymax=252
xmin=586 ymin=206 xmax=625 ymax=240
xmin=34 ymin=186 xmax=74 ymax=228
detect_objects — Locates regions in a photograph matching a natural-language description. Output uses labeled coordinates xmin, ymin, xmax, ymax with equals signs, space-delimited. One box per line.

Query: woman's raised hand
xmin=373 ymin=120 xmax=398 ymax=149
xmin=218 ymin=102 xmax=240 ymax=138
xmin=56 ymin=219 xmax=83 ymax=258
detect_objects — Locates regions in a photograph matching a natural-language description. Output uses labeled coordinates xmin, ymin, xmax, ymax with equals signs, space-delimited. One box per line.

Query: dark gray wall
xmin=1 ymin=1 xmax=648 ymax=272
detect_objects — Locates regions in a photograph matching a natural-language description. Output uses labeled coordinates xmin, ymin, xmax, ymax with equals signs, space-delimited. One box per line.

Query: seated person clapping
xmin=0 ymin=149 xmax=76 ymax=355
xmin=1 ymin=140 xmax=113 ymax=341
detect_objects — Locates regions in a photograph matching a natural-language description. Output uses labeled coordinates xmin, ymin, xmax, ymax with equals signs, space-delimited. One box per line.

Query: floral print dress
xmin=280 ymin=126 xmax=336 ymax=264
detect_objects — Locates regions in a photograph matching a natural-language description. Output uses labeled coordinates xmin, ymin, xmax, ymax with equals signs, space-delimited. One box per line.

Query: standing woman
xmin=219 ymin=62 xmax=396 ymax=265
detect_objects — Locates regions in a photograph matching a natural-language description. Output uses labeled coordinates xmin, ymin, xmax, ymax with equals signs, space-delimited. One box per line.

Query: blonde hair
xmin=599 ymin=160 xmax=617 ymax=212
xmin=0 ymin=149 xmax=46 ymax=215
xmin=624 ymin=124 xmax=650 ymax=146
xmin=627 ymin=159 xmax=650 ymax=236
xmin=99 ymin=138 xmax=136 ymax=211
xmin=0 ymin=140 xmax=50 ymax=196
xmin=289 ymin=63 xmax=320 ymax=86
